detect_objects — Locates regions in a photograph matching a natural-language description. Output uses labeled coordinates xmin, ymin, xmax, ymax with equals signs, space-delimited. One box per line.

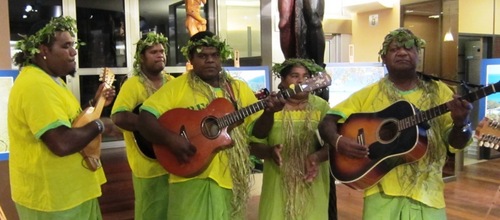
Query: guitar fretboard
xmin=398 ymin=82 xmax=499 ymax=131
xmin=216 ymin=73 xmax=331 ymax=128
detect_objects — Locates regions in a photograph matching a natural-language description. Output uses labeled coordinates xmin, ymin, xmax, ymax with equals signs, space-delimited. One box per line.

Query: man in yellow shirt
xmin=8 ymin=16 xmax=120 ymax=219
xmin=319 ymin=28 xmax=473 ymax=220
xmin=111 ymin=32 xmax=174 ymax=219
xmin=137 ymin=31 xmax=262 ymax=219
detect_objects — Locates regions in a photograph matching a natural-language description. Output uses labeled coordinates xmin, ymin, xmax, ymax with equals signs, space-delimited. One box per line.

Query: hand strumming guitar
xmin=166 ymin=133 xmax=197 ymax=164
xmin=335 ymin=135 xmax=369 ymax=159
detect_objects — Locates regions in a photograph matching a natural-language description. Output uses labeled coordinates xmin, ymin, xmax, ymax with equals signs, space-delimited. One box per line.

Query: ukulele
xmin=72 ymin=68 xmax=115 ymax=171
xmin=153 ymin=73 xmax=331 ymax=177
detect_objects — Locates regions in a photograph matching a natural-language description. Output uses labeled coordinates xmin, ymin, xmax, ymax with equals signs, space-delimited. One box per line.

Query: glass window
xmin=218 ymin=0 xmax=261 ymax=59
xmin=8 ymin=0 xmax=63 ymax=69
xmin=138 ymin=0 xmax=185 ymax=66
xmin=76 ymin=0 xmax=126 ymax=68
xmin=164 ymin=1 xmax=208 ymax=66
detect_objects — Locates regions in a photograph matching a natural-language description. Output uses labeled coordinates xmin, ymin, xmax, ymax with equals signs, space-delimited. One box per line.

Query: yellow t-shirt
xmin=8 ymin=65 xmax=106 ymax=211
xmin=141 ymin=72 xmax=260 ymax=189
xmin=111 ymin=73 xmax=174 ymax=178
xmin=330 ymin=77 xmax=463 ymax=209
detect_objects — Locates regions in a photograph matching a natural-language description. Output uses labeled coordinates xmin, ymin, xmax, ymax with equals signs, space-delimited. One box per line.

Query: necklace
xmin=140 ymin=71 xmax=166 ymax=96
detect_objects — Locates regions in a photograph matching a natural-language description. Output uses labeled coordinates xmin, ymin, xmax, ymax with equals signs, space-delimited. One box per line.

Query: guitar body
xmin=73 ymin=110 xmax=103 ymax=170
xmin=153 ymin=98 xmax=236 ymax=177
xmin=331 ymin=100 xmax=428 ymax=190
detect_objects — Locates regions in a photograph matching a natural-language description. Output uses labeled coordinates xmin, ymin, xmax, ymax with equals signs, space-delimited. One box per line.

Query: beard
xmin=145 ymin=63 xmax=166 ymax=75
xmin=68 ymin=68 xmax=76 ymax=77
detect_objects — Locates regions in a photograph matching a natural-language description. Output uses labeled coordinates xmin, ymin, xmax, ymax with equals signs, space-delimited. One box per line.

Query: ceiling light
xmin=25 ymin=5 xmax=32 ymax=13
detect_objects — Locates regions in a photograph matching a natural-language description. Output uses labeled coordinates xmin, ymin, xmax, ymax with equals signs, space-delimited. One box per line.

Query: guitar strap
xmin=224 ymin=80 xmax=238 ymax=110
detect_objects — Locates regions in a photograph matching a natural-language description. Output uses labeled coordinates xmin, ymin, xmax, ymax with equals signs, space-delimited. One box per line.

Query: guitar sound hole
xmin=379 ymin=121 xmax=399 ymax=143
xmin=202 ymin=117 xmax=220 ymax=139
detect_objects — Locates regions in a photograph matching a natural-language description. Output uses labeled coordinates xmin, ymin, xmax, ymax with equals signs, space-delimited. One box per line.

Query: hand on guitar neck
xmin=72 ymin=68 xmax=121 ymax=171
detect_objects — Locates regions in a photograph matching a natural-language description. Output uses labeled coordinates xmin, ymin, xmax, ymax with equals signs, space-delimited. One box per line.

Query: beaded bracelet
xmin=334 ymin=135 xmax=343 ymax=152
xmin=94 ymin=119 xmax=105 ymax=134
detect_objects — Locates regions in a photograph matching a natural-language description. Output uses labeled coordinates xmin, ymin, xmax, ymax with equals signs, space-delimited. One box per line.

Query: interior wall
xmin=351 ymin=4 xmax=401 ymax=62
xmin=459 ymin=0 xmax=495 ymax=34
xmin=404 ymin=14 xmax=440 ymax=75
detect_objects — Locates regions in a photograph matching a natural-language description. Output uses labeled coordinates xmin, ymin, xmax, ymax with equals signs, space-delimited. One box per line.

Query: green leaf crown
xmin=180 ymin=34 xmax=233 ymax=61
xmin=133 ymin=32 xmax=169 ymax=75
xmin=271 ymin=58 xmax=325 ymax=78
xmin=378 ymin=28 xmax=426 ymax=56
xmin=12 ymin=16 xmax=80 ymax=67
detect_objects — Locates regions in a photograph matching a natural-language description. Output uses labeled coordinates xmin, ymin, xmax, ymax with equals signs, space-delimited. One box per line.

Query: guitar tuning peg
xmin=478 ymin=134 xmax=485 ymax=147
xmin=490 ymin=136 xmax=498 ymax=149
xmin=481 ymin=134 xmax=491 ymax=147
xmin=494 ymin=137 xmax=500 ymax=150
xmin=487 ymin=135 xmax=496 ymax=148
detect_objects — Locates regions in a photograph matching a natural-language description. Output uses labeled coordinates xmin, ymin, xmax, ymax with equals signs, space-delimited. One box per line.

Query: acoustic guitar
xmin=133 ymin=89 xmax=270 ymax=160
xmin=153 ymin=73 xmax=332 ymax=177
xmin=475 ymin=117 xmax=500 ymax=150
xmin=72 ymin=68 xmax=115 ymax=171
xmin=331 ymin=81 xmax=500 ymax=190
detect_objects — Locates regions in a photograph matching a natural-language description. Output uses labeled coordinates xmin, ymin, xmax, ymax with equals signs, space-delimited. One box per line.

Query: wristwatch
xmin=454 ymin=122 xmax=471 ymax=132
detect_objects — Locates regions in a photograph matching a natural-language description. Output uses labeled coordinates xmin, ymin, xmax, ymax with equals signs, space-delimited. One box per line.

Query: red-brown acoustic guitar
xmin=331 ymin=81 xmax=500 ymax=190
xmin=153 ymin=73 xmax=332 ymax=177
xmin=72 ymin=68 xmax=115 ymax=171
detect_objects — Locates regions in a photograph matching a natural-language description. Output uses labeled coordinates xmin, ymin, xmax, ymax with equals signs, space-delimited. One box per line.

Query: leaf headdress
xmin=12 ymin=16 xmax=80 ymax=67
xmin=180 ymin=32 xmax=233 ymax=61
xmin=271 ymin=58 xmax=325 ymax=78
xmin=378 ymin=28 xmax=426 ymax=56
xmin=133 ymin=32 xmax=169 ymax=75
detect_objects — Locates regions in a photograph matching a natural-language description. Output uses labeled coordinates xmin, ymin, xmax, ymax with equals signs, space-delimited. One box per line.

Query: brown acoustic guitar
xmin=133 ymin=88 xmax=271 ymax=160
xmin=331 ymin=81 xmax=500 ymax=190
xmin=72 ymin=68 xmax=115 ymax=171
xmin=153 ymin=73 xmax=332 ymax=177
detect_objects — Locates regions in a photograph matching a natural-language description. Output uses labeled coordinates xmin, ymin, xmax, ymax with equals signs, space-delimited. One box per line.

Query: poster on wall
xmin=225 ymin=66 xmax=270 ymax=92
xmin=480 ymin=59 xmax=500 ymax=120
xmin=0 ymin=70 xmax=18 ymax=161
xmin=325 ymin=62 xmax=386 ymax=107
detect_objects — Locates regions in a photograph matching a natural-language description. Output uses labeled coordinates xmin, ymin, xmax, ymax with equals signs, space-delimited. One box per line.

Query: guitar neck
xmin=216 ymin=73 xmax=332 ymax=127
xmin=91 ymin=95 xmax=107 ymax=117
xmin=399 ymin=83 xmax=498 ymax=130
xmin=217 ymin=100 xmax=266 ymax=128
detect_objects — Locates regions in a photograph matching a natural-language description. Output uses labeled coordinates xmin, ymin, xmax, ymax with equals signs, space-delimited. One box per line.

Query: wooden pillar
xmin=441 ymin=0 xmax=459 ymax=80
xmin=0 ymin=0 xmax=11 ymax=69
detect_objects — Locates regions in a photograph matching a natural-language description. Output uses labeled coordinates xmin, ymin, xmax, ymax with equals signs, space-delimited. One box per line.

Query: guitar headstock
xmin=281 ymin=72 xmax=332 ymax=98
xmin=99 ymin=67 xmax=116 ymax=89
xmin=475 ymin=117 xmax=500 ymax=150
